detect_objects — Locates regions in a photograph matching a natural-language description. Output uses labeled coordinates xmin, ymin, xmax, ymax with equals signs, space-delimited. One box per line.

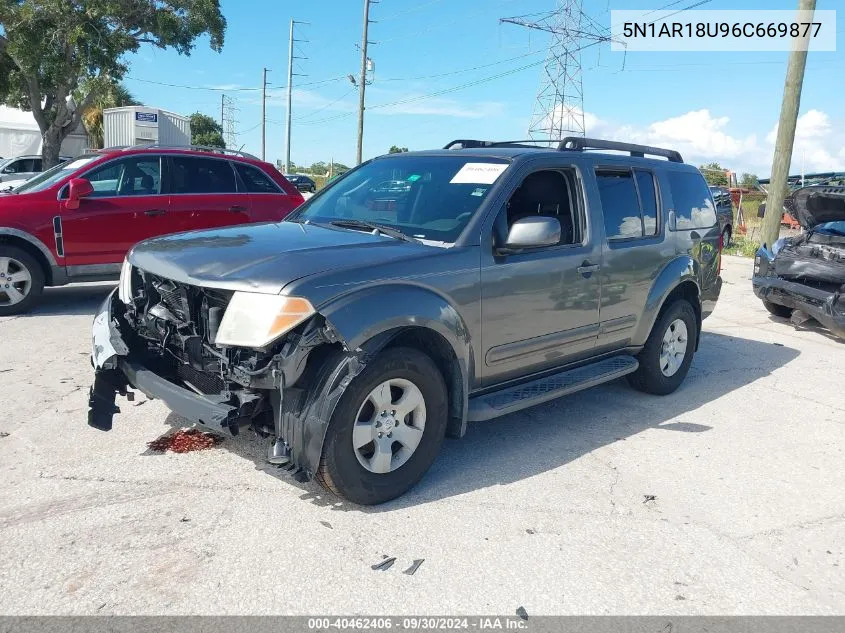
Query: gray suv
xmin=90 ymin=137 xmax=723 ymax=504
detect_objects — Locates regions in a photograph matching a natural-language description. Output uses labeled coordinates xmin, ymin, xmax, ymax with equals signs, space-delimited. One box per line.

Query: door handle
xmin=577 ymin=262 xmax=600 ymax=275
xmin=229 ymin=205 xmax=248 ymax=213
xmin=144 ymin=208 xmax=166 ymax=216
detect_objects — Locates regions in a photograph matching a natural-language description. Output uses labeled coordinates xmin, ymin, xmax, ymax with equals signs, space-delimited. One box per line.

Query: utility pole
xmin=760 ymin=0 xmax=817 ymax=248
xmin=356 ymin=0 xmax=377 ymax=165
xmin=261 ymin=67 xmax=269 ymax=161
xmin=285 ymin=20 xmax=295 ymax=174
xmin=282 ymin=21 xmax=309 ymax=174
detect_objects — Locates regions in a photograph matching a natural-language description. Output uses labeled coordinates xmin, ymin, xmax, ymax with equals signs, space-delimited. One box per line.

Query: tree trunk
xmin=41 ymin=127 xmax=65 ymax=169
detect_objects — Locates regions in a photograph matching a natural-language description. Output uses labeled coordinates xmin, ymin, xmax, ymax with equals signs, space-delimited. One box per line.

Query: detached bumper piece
xmin=753 ymin=276 xmax=845 ymax=339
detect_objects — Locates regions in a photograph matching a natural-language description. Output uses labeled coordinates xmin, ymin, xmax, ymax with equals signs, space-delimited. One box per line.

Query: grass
xmin=723 ymin=234 xmax=760 ymax=258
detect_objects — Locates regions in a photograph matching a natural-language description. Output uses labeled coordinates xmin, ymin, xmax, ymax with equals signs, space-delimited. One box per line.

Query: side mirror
xmin=498 ymin=216 xmax=561 ymax=254
xmin=2 ymin=167 xmax=14 ymax=174
xmin=65 ymin=177 xmax=94 ymax=210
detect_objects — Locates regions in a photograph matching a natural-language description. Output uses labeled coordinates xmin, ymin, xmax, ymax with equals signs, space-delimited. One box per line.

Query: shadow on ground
xmin=160 ymin=330 xmax=799 ymax=511
xmin=28 ymin=283 xmax=114 ymax=317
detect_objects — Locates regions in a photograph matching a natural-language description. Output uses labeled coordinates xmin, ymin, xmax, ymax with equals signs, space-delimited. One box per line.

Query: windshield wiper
xmin=329 ymin=219 xmax=418 ymax=243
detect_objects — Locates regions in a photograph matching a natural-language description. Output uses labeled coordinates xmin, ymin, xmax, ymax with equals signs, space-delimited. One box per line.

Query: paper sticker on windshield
xmin=450 ymin=163 xmax=507 ymax=184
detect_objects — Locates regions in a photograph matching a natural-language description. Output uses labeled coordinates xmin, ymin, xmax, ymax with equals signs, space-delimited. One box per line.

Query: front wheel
xmin=0 ymin=245 xmax=45 ymax=316
xmin=316 ymin=347 xmax=448 ymax=505
xmin=762 ymin=299 xmax=793 ymax=319
xmin=627 ymin=300 xmax=698 ymax=395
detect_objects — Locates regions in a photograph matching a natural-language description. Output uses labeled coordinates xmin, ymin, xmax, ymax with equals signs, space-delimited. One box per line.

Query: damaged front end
xmin=752 ymin=185 xmax=845 ymax=339
xmin=89 ymin=267 xmax=365 ymax=477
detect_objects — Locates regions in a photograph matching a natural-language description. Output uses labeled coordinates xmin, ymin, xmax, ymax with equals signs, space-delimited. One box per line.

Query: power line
xmin=125 ymin=75 xmax=345 ymax=93
xmin=378 ymin=49 xmax=544 ymax=82
xmin=294 ymin=88 xmax=356 ymax=121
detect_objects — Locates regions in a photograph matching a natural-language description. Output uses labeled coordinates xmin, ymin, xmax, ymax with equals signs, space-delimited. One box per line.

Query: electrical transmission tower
xmin=501 ymin=0 xmax=615 ymax=141
xmin=221 ymin=94 xmax=238 ymax=149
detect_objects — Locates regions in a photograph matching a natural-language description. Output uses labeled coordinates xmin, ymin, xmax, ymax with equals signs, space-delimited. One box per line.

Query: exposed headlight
xmin=117 ymin=259 xmax=133 ymax=304
xmin=214 ymin=292 xmax=315 ymax=348
xmin=771 ymin=237 xmax=787 ymax=256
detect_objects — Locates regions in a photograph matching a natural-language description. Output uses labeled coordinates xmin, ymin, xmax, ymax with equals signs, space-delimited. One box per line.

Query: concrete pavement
xmin=0 ymin=255 xmax=842 ymax=615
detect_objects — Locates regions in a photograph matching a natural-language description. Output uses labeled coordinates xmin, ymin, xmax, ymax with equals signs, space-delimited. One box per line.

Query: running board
xmin=467 ymin=355 xmax=639 ymax=422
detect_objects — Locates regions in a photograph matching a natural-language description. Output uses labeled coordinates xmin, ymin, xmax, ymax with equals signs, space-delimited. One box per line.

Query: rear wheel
xmin=721 ymin=225 xmax=732 ymax=248
xmin=316 ymin=347 xmax=448 ymax=505
xmin=763 ymin=299 xmax=793 ymax=319
xmin=627 ymin=300 xmax=697 ymax=395
xmin=0 ymin=245 xmax=44 ymax=316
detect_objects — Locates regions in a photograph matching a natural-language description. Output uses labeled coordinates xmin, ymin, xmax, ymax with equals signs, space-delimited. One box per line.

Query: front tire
xmin=0 ymin=245 xmax=44 ymax=316
xmin=316 ymin=347 xmax=448 ymax=505
xmin=763 ymin=299 xmax=793 ymax=319
xmin=628 ymin=300 xmax=697 ymax=395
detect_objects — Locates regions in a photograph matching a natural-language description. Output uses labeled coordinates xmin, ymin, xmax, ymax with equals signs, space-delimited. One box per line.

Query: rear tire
xmin=627 ymin=300 xmax=697 ymax=396
xmin=722 ymin=225 xmax=732 ymax=248
xmin=763 ymin=299 xmax=793 ymax=319
xmin=316 ymin=347 xmax=448 ymax=505
xmin=0 ymin=245 xmax=44 ymax=316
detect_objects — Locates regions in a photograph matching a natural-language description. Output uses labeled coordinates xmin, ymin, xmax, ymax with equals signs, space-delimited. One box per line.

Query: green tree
xmin=77 ymin=77 xmax=139 ymax=149
xmin=698 ymin=162 xmax=728 ymax=186
xmin=389 ymin=145 xmax=408 ymax=153
xmin=739 ymin=172 xmax=760 ymax=189
xmin=0 ymin=0 xmax=226 ymax=167
xmin=309 ymin=161 xmax=328 ymax=174
xmin=190 ymin=112 xmax=225 ymax=148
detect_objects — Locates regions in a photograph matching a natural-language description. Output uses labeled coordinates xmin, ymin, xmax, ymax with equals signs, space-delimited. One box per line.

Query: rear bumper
xmin=752 ymin=253 xmax=845 ymax=339
xmin=89 ymin=291 xmax=236 ymax=434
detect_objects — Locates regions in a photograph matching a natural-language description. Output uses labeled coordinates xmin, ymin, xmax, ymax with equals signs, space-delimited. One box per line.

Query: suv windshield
xmin=289 ymin=155 xmax=509 ymax=243
xmin=13 ymin=155 xmax=98 ymax=193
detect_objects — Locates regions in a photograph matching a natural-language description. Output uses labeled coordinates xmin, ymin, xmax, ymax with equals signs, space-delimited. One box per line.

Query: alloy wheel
xmin=0 ymin=257 xmax=32 ymax=307
xmin=352 ymin=378 xmax=427 ymax=474
xmin=659 ymin=318 xmax=688 ymax=377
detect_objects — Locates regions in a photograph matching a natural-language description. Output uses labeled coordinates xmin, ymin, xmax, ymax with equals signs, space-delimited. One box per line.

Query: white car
xmin=0 ymin=155 xmax=72 ymax=186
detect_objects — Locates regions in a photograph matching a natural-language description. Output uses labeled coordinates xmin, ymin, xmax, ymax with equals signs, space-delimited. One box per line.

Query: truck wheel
xmin=627 ymin=300 xmax=697 ymax=396
xmin=762 ymin=299 xmax=792 ymax=319
xmin=316 ymin=347 xmax=448 ymax=505
xmin=0 ymin=245 xmax=44 ymax=316
xmin=721 ymin=225 xmax=732 ymax=248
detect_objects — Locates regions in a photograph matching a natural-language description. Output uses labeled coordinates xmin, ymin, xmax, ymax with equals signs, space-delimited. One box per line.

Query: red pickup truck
xmin=0 ymin=146 xmax=303 ymax=315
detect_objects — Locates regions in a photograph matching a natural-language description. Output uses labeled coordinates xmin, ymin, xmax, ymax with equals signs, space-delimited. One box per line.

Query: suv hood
xmin=791 ymin=185 xmax=845 ymax=229
xmin=128 ymin=221 xmax=433 ymax=295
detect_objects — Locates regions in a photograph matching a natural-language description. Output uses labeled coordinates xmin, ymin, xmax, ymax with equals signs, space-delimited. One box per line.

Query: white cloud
xmin=573 ymin=106 xmax=845 ymax=176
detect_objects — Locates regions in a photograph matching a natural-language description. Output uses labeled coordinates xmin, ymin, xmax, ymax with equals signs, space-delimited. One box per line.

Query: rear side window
xmin=669 ymin=171 xmax=717 ymax=229
xmin=235 ymin=163 xmax=281 ymax=193
xmin=171 ymin=156 xmax=237 ymax=194
xmin=596 ymin=168 xmax=660 ymax=240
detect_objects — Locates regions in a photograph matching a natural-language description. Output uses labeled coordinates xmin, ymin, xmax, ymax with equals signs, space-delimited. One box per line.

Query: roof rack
xmin=558 ymin=137 xmax=683 ymax=163
xmin=443 ymin=139 xmax=557 ymax=150
xmin=444 ymin=137 xmax=684 ymax=163
xmin=118 ymin=144 xmax=259 ymax=160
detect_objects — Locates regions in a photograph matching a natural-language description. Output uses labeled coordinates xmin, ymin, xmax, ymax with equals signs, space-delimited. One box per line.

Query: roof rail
xmin=443 ymin=139 xmax=557 ymax=150
xmin=558 ymin=137 xmax=683 ymax=163
xmin=121 ymin=144 xmax=259 ymax=160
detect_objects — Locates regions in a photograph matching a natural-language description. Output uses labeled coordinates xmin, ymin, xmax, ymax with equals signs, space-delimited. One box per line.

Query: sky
xmin=124 ymin=0 xmax=844 ymax=177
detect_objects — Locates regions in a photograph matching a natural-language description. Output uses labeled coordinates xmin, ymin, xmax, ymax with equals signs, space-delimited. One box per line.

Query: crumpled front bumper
xmin=752 ymin=249 xmax=845 ymax=339
xmin=89 ymin=290 xmax=236 ymax=433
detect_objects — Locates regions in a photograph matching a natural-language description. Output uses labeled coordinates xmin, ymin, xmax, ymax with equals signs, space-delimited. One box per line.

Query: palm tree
xmin=78 ymin=78 xmax=140 ymax=148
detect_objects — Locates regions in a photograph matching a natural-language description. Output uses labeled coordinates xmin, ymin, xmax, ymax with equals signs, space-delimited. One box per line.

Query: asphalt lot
xmin=0 ymin=255 xmax=843 ymax=615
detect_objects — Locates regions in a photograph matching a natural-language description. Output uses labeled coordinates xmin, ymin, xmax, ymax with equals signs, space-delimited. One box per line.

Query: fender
xmin=0 ymin=227 xmax=59 ymax=267
xmin=317 ymin=284 xmax=474 ymax=373
xmin=632 ymin=255 xmax=701 ymax=346
xmin=278 ymin=285 xmax=475 ymax=476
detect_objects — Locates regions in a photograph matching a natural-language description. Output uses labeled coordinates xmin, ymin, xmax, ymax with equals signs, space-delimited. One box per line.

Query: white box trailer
xmin=103 ymin=106 xmax=191 ymax=148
